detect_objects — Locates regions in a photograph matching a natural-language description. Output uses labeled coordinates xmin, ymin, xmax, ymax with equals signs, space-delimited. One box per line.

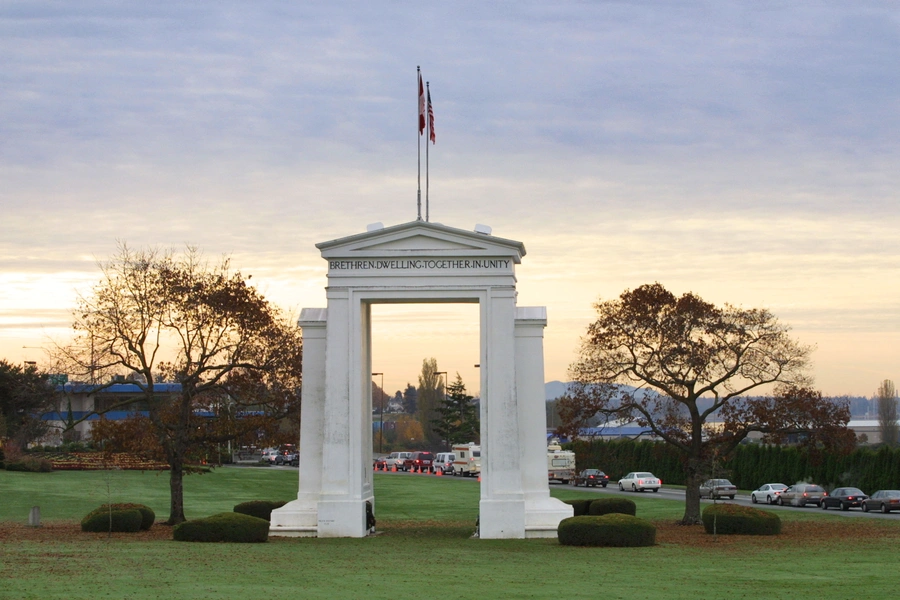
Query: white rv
xmin=451 ymin=443 xmax=481 ymax=477
xmin=547 ymin=442 xmax=576 ymax=484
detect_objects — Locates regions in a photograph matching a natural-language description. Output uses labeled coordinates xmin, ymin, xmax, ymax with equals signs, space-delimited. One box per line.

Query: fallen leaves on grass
xmin=654 ymin=518 xmax=900 ymax=551
xmin=3 ymin=517 xmax=900 ymax=548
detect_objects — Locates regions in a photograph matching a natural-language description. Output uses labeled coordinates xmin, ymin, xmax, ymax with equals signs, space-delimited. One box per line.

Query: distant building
xmin=42 ymin=382 xmax=181 ymax=444
xmin=847 ymin=420 xmax=882 ymax=444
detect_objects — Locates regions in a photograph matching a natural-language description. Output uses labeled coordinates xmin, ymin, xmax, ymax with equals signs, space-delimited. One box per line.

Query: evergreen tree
xmin=402 ymin=384 xmax=417 ymax=414
xmin=431 ymin=372 xmax=479 ymax=449
xmin=876 ymin=379 xmax=898 ymax=446
xmin=0 ymin=360 xmax=56 ymax=446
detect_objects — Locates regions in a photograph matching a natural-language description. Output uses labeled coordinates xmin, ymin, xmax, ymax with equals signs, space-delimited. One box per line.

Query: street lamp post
xmin=435 ymin=371 xmax=448 ymax=450
xmin=372 ymin=372 xmax=385 ymax=453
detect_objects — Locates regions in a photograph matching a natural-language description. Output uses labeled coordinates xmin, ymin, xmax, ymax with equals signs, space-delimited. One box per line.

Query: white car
xmin=618 ymin=472 xmax=661 ymax=492
xmin=260 ymin=448 xmax=280 ymax=464
xmin=433 ymin=452 xmax=456 ymax=474
xmin=384 ymin=451 xmax=412 ymax=471
xmin=750 ymin=483 xmax=788 ymax=505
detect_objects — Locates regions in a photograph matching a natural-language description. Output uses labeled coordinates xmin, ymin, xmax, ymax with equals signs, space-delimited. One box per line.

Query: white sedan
xmin=618 ymin=472 xmax=661 ymax=492
xmin=750 ymin=483 xmax=788 ymax=505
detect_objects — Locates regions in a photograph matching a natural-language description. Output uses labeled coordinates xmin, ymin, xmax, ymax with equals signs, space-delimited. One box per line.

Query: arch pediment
xmin=317 ymin=221 xmax=525 ymax=261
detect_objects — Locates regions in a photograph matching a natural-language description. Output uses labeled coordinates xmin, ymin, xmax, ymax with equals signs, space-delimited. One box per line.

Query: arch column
xmin=516 ymin=307 xmax=574 ymax=536
xmin=478 ymin=287 xmax=526 ymax=538
xmin=270 ymin=308 xmax=327 ymax=536
xmin=316 ymin=288 xmax=373 ymax=538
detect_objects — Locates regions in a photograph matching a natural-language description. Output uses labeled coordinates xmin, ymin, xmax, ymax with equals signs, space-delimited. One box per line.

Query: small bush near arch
xmin=587 ymin=497 xmax=636 ymax=517
xmin=702 ymin=503 xmax=781 ymax=536
xmin=81 ymin=508 xmax=143 ymax=533
xmin=563 ymin=499 xmax=593 ymax=516
xmin=558 ymin=514 xmax=656 ymax=547
xmin=174 ymin=512 xmax=270 ymax=543
xmin=233 ymin=500 xmax=287 ymax=521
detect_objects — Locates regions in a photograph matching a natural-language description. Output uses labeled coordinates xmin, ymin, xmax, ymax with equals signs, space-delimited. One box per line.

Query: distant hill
xmin=545 ymin=382 xmax=870 ymax=421
xmin=545 ymin=381 xmax=570 ymax=401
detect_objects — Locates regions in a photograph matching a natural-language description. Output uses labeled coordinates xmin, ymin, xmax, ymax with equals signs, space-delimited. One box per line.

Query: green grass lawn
xmin=2 ymin=468 xmax=899 ymax=599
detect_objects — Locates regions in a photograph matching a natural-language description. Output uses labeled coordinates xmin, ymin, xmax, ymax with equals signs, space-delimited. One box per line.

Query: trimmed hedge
xmin=233 ymin=500 xmax=287 ymax=522
xmin=702 ymin=503 xmax=781 ymax=536
xmin=81 ymin=508 xmax=143 ymax=533
xmin=587 ymin=497 xmax=636 ymax=517
xmin=5 ymin=457 xmax=53 ymax=472
xmin=558 ymin=514 xmax=656 ymax=547
xmin=84 ymin=503 xmax=155 ymax=530
xmin=563 ymin=499 xmax=593 ymax=516
xmin=174 ymin=512 xmax=270 ymax=543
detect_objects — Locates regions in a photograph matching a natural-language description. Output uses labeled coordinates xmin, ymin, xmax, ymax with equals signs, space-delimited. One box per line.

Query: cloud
xmin=1 ymin=1 xmax=897 ymax=394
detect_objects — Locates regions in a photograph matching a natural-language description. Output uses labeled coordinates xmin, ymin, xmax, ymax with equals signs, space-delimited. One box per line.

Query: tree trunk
xmin=167 ymin=455 xmax=186 ymax=525
xmin=681 ymin=456 xmax=704 ymax=525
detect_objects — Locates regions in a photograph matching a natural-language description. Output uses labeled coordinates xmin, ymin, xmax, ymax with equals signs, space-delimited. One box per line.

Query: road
xmin=557 ymin=481 xmax=899 ymax=520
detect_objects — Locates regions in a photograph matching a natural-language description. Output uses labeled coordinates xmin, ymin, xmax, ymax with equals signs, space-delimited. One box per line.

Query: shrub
xmin=558 ymin=514 xmax=656 ymax=547
xmin=174 ymin=512 xmax=270 ymax=543
xmin=84 ymin=503 xmax=155 ymax=530
xmin=563 ymin=499 xmax=593 ymax=516
xmin=702 ymin=503 xmax=781 ymax=536
xmin=233 ymin=500 xmax=287 ymax=522
xmin=81 ymin=508 xmax=143 ymax=533
xmin=5 ymin=457 xmax=53 ymax=472
xmin=587 ymin=497 xmax=636 ymax=516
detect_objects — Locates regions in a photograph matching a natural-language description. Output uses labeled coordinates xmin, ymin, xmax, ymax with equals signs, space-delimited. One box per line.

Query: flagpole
xmin=417 ymin=66 xmax=423 ymax=221
xmin=426 ymin=81 xmax=430 ymax=222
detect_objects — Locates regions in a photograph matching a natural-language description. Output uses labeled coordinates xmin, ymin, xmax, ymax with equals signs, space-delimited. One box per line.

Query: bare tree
xmin=59 ymin=244 xmax=302 ymax=524
xmin=567 ymin=283 xmax=852 ymax=525
xmin=877 ymin=379 xmax=898 ymax=446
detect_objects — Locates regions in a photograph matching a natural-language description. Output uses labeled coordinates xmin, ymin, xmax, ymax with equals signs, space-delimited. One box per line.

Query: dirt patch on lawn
xmin=0 ymin=521 xmax=174 ymax=543
xmin=654 ymin=517 xmax=900 ymax=550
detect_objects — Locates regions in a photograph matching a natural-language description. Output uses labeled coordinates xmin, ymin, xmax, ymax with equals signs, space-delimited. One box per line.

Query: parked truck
xmin=547 ymin=442 xmax=576 ymax=484
xmin=451 ymin=443 xmax=481 ymax=477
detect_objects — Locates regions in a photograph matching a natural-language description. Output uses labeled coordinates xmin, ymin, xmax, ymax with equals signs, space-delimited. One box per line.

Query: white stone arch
xmin=270 ymin=221 xmax=572 ymax=539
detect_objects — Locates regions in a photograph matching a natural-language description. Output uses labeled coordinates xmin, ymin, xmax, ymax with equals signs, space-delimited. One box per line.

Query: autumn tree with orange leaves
xmin=61 ymin=244 xmax=302 ymax=525
xmin=564 ymin=283 xmax=853 ymax=525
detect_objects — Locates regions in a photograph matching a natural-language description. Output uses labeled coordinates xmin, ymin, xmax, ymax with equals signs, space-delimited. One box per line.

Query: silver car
xmin=777 ymin=483 xmax=826 ymax=507
xmin=699 ymin=479 xmax=737 ymax=500
xmin=618 ymin=471 xmax=661 ymax=492
xmin=751 ymin=483 xmax=788 ymax=505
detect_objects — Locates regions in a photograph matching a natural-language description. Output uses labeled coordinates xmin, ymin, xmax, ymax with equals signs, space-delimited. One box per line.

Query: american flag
xmin=427 ymin=88 xmax=435 ymax=144
xmin=418 ymin=72 xmax=425 ymax=135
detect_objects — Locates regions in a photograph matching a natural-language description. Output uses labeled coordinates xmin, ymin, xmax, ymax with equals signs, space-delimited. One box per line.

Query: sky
xmin=1 ymin=2 xmax=898 ymax=398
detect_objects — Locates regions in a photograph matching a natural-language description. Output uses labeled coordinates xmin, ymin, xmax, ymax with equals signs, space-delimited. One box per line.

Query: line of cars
xmin=747 ymin=482 xmax=900 ymax=513
xmin=568 ymin=469 xmax=661 ymax=492
xmin=261 ymin=447 xmax=298 ymax=466
xmin=374 ymin=444 xmax=482 ymax=476
xmin=374 ymin=451 xmax=435 ymax=472
xmin=370 ymin=453 xmax=900 ymax=514
xmin=592 ymin=471 xmax=900 ymax=514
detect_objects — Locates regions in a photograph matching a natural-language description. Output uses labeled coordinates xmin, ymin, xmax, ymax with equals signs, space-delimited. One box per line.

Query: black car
xmin=573 ymin=469 xmax=609 ymax=487
xmin=821 ymin=487 xmax=867 ymax=511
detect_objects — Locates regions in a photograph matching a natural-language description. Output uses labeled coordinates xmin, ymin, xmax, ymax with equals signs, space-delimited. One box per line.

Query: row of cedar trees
xmin=571 ymin=438 xmax=900 ymax=494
